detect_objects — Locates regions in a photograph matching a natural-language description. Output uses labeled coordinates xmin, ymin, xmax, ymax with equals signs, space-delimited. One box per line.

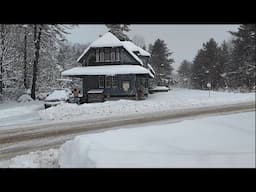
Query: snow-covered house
xmin=62 ymin=32 xmax=155 ymax=102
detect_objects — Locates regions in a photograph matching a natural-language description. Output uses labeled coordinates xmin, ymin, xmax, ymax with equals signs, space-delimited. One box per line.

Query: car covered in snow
xmin=44 ymin=89 xmax=72 ymax=109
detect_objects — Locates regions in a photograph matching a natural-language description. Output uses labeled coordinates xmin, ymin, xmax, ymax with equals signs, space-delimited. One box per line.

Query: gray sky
xmin=65 ymin=24 xmax=239 ymax=72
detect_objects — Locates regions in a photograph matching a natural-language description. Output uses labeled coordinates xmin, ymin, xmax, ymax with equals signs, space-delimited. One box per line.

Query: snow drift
xmin=17 ymin=94 xmax=33 ymax=103
xmin=39 ymin=88 xmax=255 ymax=121
xmin=58 ymin=112 xmax=255 ymax=168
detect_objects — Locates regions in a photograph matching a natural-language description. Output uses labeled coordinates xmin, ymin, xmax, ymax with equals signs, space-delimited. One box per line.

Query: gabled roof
xmin=90 ymin=32 xmax=122 ymax=47
xmin=76 ymin=32 xmax=150 ymax=65
xmin=122 ymin=41 xmax=150 ymax=57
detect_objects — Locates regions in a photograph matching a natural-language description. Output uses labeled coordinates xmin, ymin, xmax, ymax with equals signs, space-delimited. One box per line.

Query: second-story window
xmin=111 ymin=48 xmax=115 ymax=61
xmin=96 ymin=49 xmax=100 ymax=62
xmin=100 ymin=49 xmax=104 ymax=62
xmin=116 ymin=48 xmax=120 ymax=61
xmin=105 ymin=48 xmax=110 ymax=62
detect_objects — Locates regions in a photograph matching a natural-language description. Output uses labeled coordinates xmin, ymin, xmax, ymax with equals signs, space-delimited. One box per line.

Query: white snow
xmin=87 ymin=89 xmax=104 ymax=94
xmin=90 ymin=32 xmax=122 ymax=48
xmin=0 ymin=101 xmax=44 ymax=128
xmin=39 ymin=88 xmax=255 ymax=121
xmin=58 ymin=111 xmax=255 ymax=168
xmin=17 ymin=94 xmax=34 ymax=103
xmin=122 ymin=41 xmax=150 ymax=56
xmin=151 ymin=86 xmax=170 ymax=91
xmin=7 ymin=149 xmax=59 ymax=168
xmin=2 ymin=111 xmax=253 ymax=168
xmin=45 ymin=89 xmax=71 ymax=101
xmin=61 ymin=65 xmax=154 ymax=77
xmin=147 ymin=63 xmax=156 ymax=75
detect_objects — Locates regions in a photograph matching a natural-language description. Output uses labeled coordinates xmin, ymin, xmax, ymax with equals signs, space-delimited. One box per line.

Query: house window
xmin=105 ymin=76 xmax=112 ymax=88
xmin=122 ymin=81 xmax=130 ymax=92
xmin=96 ymin=49 xmax=100 ymax=62
xmin=112 ymin=76 xmax=118 ymax=88
xmin=99 ymin=76 xmax=104 ymax=88
xmin=116 ymin=48 xmax=120 ymax=61
xmin=100 ymin=49 xmax=104 ymax=62
xmin=111 ymin=48 xmax=115 ymax=61
xmin=105 ymin=48 xmax=110 ymax=62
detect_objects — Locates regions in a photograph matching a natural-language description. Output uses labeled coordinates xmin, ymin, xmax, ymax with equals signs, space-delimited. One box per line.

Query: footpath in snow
xmin=2 ymin=111 xmax=255 ymax=168
xmin=39 ymin=88 xmax=255 ymax=121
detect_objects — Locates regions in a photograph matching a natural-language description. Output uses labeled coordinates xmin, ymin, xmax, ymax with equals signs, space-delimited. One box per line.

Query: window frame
xmin=104 ymin=48 xmax=111 ymax=62
xmin=116 ymin=48 xmax=120 ymax=61
xmin=99 ymin=49 xmax=104 ymax=62
xmin=112 ymin=76 xmax=118 ymax=88
xmin=111 ymin=48 xmax=116 ymax=62
xmin=105 ymin=76 xmax=112 ymax=88
xmin=96 ymin=49 xmax=100 ymax=62
xmin=98 ymin=76 xmax=105 ymax=88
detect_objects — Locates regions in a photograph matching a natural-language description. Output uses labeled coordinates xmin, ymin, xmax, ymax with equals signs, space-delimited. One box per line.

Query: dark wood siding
xmin=82 ymin=75 xmax=137 ymax=97
xmin=80 ymin=47 xmax=141 ymax=66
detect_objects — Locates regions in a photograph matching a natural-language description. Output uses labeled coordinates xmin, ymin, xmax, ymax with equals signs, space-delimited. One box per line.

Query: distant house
xmin=62 ymin=32 xmax=155 ymax=103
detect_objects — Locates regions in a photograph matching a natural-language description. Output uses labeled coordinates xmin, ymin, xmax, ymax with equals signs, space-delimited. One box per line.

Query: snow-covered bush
xmin=17 ymin=94 xmax=34 ymax=103
xmin=37 ymin=92 xmax=50 ymax=100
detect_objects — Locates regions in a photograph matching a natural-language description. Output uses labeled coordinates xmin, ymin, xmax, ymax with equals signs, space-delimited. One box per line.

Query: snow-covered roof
xmin=76 ymin=32 xmax=150 ymax=65
xmin=90 ymin=32 xmax=122 ymax=47
xmin=62 ymin=65 xmax=154 ymax=78
xmin=122 ymin=41 xmax=150 ymax=57
xmin=147 ymin=63 xmax=156 ymax=75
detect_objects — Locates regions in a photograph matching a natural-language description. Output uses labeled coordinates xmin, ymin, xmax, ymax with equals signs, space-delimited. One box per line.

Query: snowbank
xmin=58 ymin=112 xmax=255 ymax=168
xmin=39 ymin=88 xmax=255 ymax=121
xmin=17 ymin=94 xmax=33 ymax=103
xmin=8 ymin=149 xmax=59 ymax=168
xmin=1 ymin=111 xmax=254 ymax=168
xmin=0 ymin=101 xmax=44 ymax=128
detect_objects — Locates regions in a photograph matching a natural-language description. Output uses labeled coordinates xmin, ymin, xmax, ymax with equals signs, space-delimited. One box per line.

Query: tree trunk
xmin=0 ymin=25 xmax=5 ymax=95
xmin=23 ymin=27 xmax=28 ymax=89
xmin=31 ymin=25 xmax=42 ymax=100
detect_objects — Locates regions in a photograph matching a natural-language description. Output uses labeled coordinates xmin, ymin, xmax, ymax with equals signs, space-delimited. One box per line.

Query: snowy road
xmin=0 ymin=101 xmax=254 ymax=160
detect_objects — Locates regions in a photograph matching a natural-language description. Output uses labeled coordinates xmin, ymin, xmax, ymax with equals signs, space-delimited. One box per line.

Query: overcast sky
xmin=65 ymin=24 xmax=239 ymax=72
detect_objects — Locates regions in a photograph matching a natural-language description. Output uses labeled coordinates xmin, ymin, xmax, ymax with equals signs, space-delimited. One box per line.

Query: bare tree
xmin=132 ymin=35 xmax=146 ymax=48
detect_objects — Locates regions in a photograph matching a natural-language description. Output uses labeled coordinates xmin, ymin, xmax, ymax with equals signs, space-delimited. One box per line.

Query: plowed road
xmin=0 ymin=101 xmax=255 ymax=160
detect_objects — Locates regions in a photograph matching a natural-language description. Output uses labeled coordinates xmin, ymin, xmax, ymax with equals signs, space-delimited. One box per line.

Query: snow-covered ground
xmin=0 ymin=88 xmax=254 ymax=129
xmin=0 ymin=101 xmax=44 ymax=128
xmin=1 ymin=111 xmax=255 ymax=168
xmin=39 ymin=88 xmax=255 ymax=121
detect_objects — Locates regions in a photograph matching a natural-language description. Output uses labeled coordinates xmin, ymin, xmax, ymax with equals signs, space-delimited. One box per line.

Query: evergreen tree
xmin=177 ymin=60 xmax=192 ymax=88
xmin=191 ymin=38 xmax=223 ymax=90
xmin=228 ymin=24 xmax=256 ymax=90
xmin=105 ymin=24 xmax=130 ymax=41
xmin=149 ymin=39 xmax=174 ymax=86
xmin=219 ymin=40 xmax=233 ymax=89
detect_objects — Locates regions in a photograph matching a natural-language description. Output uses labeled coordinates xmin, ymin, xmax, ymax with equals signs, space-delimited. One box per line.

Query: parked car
xmin=44 ymin=89 xmax=72 ymax=109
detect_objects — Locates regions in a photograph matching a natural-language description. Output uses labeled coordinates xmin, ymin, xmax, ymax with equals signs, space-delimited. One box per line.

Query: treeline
xmin=178 ymin=24 xmax=255 ymax=92
xmin=0 ymin=24 xmax=88 ymax=102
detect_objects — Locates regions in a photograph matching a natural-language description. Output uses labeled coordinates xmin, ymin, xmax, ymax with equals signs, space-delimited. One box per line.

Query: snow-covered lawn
xmin=39 ymin=88 xmax=255 ymax=121
xmin=2 ymin=111 xmax=255 ymax=168
xmin=0 ymin=101 xmax=44 ymax=128
xmin=0 ymin=88 xmax=254 ymax=129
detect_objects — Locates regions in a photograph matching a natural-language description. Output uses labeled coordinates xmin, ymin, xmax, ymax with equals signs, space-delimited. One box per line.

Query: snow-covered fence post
xmin=207 ymin=82 xmax=211 ymax=97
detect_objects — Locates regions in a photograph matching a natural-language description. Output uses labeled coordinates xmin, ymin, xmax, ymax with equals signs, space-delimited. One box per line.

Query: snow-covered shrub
xmin=37 ymin=92 xmax=50 ymax=100
xmin=17 ymin=94 xmax=34 ymax=103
